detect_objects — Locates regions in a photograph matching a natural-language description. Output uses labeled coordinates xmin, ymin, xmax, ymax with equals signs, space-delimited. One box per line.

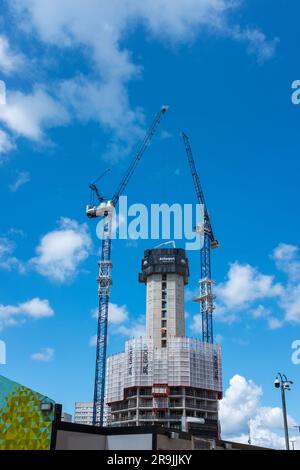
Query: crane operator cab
xmin=86 ymin=201 xmax=114 ymax=219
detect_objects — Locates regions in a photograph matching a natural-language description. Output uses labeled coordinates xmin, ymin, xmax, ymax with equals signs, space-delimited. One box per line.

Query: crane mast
xmin=181 ymin=132 xmax=219 ymax=344
xmin=87 ymin=106 xmax=168 ymax=426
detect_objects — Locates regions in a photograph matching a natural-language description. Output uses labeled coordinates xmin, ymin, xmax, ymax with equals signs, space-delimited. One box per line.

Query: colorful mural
xmin=0 ymin=375 xmax=55 ymax=450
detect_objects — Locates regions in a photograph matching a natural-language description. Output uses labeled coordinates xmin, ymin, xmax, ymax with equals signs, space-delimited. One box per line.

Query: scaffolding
xmin=106 ymin=337 xmax=222 ymax=405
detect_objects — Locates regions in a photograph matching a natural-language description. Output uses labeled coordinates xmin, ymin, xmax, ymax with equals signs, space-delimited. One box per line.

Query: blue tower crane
xmin=86 ymin=105 xmax=169 ymax=426
xmin=181 ymin=132 xmax=219 ymax=344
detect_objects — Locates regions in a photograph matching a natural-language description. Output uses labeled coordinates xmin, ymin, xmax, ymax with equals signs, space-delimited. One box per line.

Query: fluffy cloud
xmin=58 ymin=76 xmax=143 ymax=162
xmin=0 ymin=86 xmax=69 ymax=141
xmin=0 ymin=236 xmax=24 ymax=272
xmin=0 ymin=297 xmax=54 ymax=330
xmin=31 ymin=347 xmax=54 ymax=362
xmin=0 ymin=218 xmax=92 ymax=282
xmin=9 ymin=171 xmax=30 ymax=192
xmin=220 ymin=375 xmax=262 ymax=435
xmin=273 ymin=244 xmax=300 ymax=324
xmin=190 ymin=313 xmax=202 ymax=334
xmin=30 ymin=217 xmax=92 ymax=282
xmin=229 ymin=26 xmax=279 ymax=63
xmin=0 ymin=129 xmax=15 ymax=160
xmin=91 ymin=304 xmax=145 ymax=346
xmin=13 ymin=0 xmax=277 ymax=61
xmin=116 ymin=316 xmax=146 ymax=339
xmin=108 ymin=303 xmax=128 ymax=324
xmin=20 ymin=298 xmax=54 ymax=318
xmin=220 ymin=375 xmax=299 ymax=449
xmin=0 ymin=0 xmax=277 ymax=158
xmin=92 ymin=303 xmax=129 ymax=325
xmin=273 ymin=243 xmax=300 ymax=282
xmin=0 ymin=35 xmax=24 ymax=75
xmin=280 ymin=284 xmax=300 ymax=323
xmin=212 ymin=242 xmax=300 ymax=327
xmin=216 ymin=262 xmax=283 ymax=311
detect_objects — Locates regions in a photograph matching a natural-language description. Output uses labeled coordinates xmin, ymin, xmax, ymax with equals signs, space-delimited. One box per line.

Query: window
xmin=161 ymin=320 xmax=167 ymax=328
xmin=161 ymin=330 xmax=167 ymax=338
xmin=162 ymin=301 xmax=167 ymax=309
xmin=161 ymin=310 xmax=167 ymax=318
xmin=161 ymin=339 xmax=167 ymax=348
xmin=162 ymin=274 xmax=167 ymax=281
xmin=162 ymin=282 xmax=167 ymax=290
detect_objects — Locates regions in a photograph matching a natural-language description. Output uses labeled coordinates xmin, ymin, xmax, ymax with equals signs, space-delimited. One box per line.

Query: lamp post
xmin=248 ymin=419 xmax=252 ymax=445
xmin=293 ymin=425 xmax=300 ymax=435
xmin=290 ymin=440 xmax=296 ymax=451
xmin=274 ymin=373 xmax=293 ymax=451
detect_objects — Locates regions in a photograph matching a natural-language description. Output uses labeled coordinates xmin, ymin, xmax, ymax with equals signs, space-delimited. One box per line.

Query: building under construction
xmin=105 ymin=248 xmax=222 ymax=438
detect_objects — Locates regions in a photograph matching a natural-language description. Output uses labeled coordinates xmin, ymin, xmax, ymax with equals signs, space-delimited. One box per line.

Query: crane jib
xmin=181 ymin=131 xmax=219 ymax=344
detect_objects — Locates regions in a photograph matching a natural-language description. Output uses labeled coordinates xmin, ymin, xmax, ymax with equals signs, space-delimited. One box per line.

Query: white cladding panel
xmin=106 ymin=337 xmax=222 ymax=404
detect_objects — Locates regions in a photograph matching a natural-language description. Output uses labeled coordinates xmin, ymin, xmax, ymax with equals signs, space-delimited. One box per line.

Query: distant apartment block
xmin=74 ymin=402 xmax=93 ymax=426
xmin=61 ymin=412 xmax=72 ymax=423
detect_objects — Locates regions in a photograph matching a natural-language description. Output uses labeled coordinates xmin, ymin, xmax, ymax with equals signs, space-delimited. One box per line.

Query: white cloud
xmin=215 ymin=333 xmax=223 ymax=344
xmin=31 ymin=347 xmax=54 ymax=362
xmin=229 ymin=26 xmax=279 ymax=63
xmin=267 ymin=317 xmax=283 ymax=330
xmin=217 ymin=262 xmax=283 ymax=311
xmin=280 ymin=283 xmax=300 ymax=324
xmin=214 ymin=262 xmax=283 ymax=324
xmin=0 ymin=86 xmax=70 ymax=141
xmin=58 ymin=76 xmax=143 ymax=151
xmin=117 ymin=316 xmax=146 ymax=339
xmin=91 ymin=303 xmax=144 ymax=343
xmin=9 ymin=171 xmax=30 ymax=192
xmin=0 ymin=297 xmax=54 ymax=330
xmin=0 ymin=236 xmax=24 ymax=272
xmin=11 ymin=0 xmax=278 ymax=65
xmin=89 ymin=335 xmax=97 ymax=347
xmin=30 ymin=217 xmax=92 ymax=282
xmin=220 ymin=374 xmax=299 ymax=449
xmin=0 ymin=80 xmax=6 ymax=105
xmin=250 ymin=305 xmax=283 ymax=330
xmin=0 ymin=129 xmax=15 ymax=160
xmin=20 ymin=298 xmax=54 ymax=318
xmin=108 ymin=303 xmax=128 ymax=324
xmin=0 ymin=35 xmax=24 ymax=75
xmin=161 ymin=130 xmax=173 ymax=140
xmin=92 ymin=303 xmax=129 ymax=325
xmin=220 ymin=375 xmax=262 ymax=436
xmin=273 ymin=243 xmax=300 ymax=282
xmin=190 ymin=313 xmax=202 ymax=334
xmin=213 ymin=243 xmax=300 ymax=326
xmin=272 ymin=243 xmax=300 ymax=324
xmin=2 ymin=0 xmax=277 ymax=157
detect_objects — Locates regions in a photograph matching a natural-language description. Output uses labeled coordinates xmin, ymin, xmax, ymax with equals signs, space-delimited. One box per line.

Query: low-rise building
xmin=74 ymin=402 xmax=93 ymax=426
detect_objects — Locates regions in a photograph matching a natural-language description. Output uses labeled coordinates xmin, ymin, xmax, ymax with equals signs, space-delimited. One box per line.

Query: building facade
xmin=105 ymin=248 xmax=222 ymax=437
xmin=0 ymin=375 xmax=56 ymax=450
xmin=74 ymin=402 xmax=93 ymax=426
xmin=61 ymin=412 xmax=73 ymax=423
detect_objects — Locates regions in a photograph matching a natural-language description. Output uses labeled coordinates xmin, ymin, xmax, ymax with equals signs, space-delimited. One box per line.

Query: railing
xmin=139 ymin=414 xmax=182 ymax=421
xmin=110 ymin=403 xmax=137 ymax=412
xmin=110 ymin=415 xmax=137 ymax=422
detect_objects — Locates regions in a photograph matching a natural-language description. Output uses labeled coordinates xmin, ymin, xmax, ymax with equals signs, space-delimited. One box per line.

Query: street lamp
xmin=293 ymin=425 xmax=300 ymax=435
xmin=274 ymin=373 xmax=293 ymax=450
xmin=290 ymin=440 xmax=296 ymax=451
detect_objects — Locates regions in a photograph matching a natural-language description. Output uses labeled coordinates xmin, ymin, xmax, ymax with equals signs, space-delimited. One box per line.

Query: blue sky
xmin=0 ymin=0 xmax=300 ymax=449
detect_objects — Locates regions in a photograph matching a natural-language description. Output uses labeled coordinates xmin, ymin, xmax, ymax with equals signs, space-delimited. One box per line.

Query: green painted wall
xmin=0 ymin=375 xmax=55 ymax=450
